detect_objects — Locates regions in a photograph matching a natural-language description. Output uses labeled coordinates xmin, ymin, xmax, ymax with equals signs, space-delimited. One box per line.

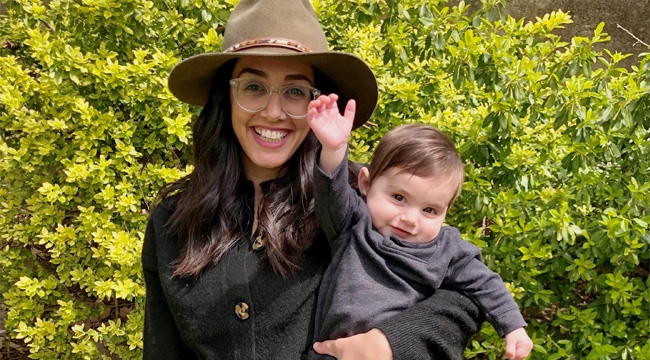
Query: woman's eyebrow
xmin=235 ymin=68 xmax=313 ymax=85
xmin=285 ymin=74 xmax=314 ymax=84
xmin=235 ymin=67 xmax=266 ymax=78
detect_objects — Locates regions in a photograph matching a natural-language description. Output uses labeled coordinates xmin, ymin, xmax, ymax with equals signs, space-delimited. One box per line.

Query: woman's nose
xmin=262 ymin=91 xmax=286 ymax=120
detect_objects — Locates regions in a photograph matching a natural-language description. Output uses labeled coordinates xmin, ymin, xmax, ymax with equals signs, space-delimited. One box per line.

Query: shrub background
xmin=1 ymin=0 xmax=648 ymax=359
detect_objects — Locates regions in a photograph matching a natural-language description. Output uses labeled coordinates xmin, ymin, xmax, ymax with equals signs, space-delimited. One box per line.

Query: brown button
xmin=252 ymin=236 xmax=266 ymax=251
xmin=235 ymin=302 xmax=249 ymax=320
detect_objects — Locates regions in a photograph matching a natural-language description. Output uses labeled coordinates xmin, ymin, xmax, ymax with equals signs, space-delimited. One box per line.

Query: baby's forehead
xmin=378 ymin=168 xmax=455 ymax=205
xmin=379 ymin=170 xmax=449 ymax=190
xmin=381 ymin=167 xmax=451 ymax=184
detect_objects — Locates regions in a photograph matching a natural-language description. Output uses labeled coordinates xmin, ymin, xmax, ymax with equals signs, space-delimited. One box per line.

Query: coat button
xmin=252 ymin=235 xmax=266 ymax=251
xmin=235 ymin=302 xmax=249 ymax=320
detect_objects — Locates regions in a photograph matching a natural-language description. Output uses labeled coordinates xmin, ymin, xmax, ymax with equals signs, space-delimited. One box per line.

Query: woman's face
xmin=231 ymin=57 xmax=315 ymax=182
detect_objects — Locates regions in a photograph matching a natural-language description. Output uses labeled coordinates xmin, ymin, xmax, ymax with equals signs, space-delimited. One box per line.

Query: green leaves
xmin=0 ymin=0 xmax=207 ymax=357
xmin=1 ymin=0 xmax=648 ymax=359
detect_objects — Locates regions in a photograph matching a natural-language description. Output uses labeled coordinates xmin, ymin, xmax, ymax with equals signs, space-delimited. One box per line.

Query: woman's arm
xmin=376 ymin=289 xmax=484 ymax=360
xmin=142 ymin=209 xmax=198 ymax=360
xmin=313 ymin=289 xmax=484 ymax=360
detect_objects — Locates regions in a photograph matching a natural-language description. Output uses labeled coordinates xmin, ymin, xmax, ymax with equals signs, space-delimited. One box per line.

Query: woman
xmin=142 ymin=0 xmax=484 ymax=359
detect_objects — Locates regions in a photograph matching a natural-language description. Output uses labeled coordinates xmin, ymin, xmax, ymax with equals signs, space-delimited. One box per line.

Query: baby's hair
xmin=368 ymin=124 xmax=464 ymax=207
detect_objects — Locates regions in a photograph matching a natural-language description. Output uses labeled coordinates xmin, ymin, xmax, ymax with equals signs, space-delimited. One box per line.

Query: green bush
xmin=1 ymin=0 xmax=648 ymax=358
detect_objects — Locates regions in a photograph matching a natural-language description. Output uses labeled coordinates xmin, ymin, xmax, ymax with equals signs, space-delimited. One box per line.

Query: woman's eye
xmin=393 ymin=194 xmax=404 ymax=202
xmin=284 ymin=86 xmax=308 ymax=100
xmin=243 ymin=82 xmax=265 ymax=92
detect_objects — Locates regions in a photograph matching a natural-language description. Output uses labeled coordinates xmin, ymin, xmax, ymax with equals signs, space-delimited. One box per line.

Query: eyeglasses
xmin=229 ymin=78 xmax=321 ymax=119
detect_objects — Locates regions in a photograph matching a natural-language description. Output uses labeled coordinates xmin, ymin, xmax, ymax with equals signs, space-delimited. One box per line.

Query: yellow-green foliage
xmin=1 ymin=0 xmax=649 ymax=359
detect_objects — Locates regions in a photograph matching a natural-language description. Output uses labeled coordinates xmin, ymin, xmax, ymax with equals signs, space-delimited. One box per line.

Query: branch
xmin=617 ymin=24 xmax=649 ymax=47
xmin=40 ymin=19 xmax=55 ymax=33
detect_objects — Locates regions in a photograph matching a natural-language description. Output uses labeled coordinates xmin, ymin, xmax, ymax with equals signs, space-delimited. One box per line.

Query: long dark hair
xmin=158 ymin=59 xmax=320 ymax=278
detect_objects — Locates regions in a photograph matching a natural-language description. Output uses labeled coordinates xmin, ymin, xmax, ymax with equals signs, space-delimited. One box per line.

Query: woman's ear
xmin=358 ymin=167 xmax=371 ymax=196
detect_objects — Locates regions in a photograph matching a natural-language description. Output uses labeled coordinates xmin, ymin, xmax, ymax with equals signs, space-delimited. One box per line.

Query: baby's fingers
xmin=307 ymin=106 xmax=319 ymax=120
xmin=343 ymin=100 xmax=356 ymax=123
xmin=505 ymin=341 xmax=517 ymax=360
xmin=309 ymin=94 xmax=338 ymax=112
xmin=308 ymin=95 xmax=326 ymax=110
xmin=324 ymin=93 xmax=339 ymax=109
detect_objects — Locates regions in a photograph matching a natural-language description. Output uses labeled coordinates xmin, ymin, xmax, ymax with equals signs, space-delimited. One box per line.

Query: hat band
xmin=224 ymin=38 xmax=313 ymax=53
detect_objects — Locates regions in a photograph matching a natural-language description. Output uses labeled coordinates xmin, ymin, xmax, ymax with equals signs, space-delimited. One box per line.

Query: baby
xmin=307 ymin=94 xmax=533 ymax=360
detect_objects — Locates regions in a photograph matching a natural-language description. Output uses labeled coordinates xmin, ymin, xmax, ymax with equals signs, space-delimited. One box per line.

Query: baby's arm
xmin=505 ymin=327 xmax=533 ymax=360
xmin=307 ymin=94 xmax=355 ymax=174
xmin=445 ymin=239 xmax=531 ymax=358
xmin=309 ymin=94 xmax=362 ymax=252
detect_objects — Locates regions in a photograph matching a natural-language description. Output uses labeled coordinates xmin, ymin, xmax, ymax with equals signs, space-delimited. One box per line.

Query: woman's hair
xmin=368 ymin=124 xmax=465 ymax=207
xmin=157 ymin=59 xmax=323 ymax=278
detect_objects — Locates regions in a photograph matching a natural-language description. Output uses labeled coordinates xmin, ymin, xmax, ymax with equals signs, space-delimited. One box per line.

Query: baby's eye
xmin=393 ymin=194 xmax=404 ymax=202
xmin=423 ymin=207 xmax=436 ymax=214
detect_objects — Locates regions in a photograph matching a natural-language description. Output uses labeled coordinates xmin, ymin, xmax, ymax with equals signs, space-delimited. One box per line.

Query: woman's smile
xmin=252 ymin=126 xmax=290 ymax=144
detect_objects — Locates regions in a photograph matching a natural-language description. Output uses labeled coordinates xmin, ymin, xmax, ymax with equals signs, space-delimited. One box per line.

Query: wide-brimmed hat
xmin=167 ymin=0 xmax=378 ymax=129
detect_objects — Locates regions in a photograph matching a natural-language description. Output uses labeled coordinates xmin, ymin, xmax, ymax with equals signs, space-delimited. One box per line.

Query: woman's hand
xmin=312 ymin=328 xmax=393 ymax=360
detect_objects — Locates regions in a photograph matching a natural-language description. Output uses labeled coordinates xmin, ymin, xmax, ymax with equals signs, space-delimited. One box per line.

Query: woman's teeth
xmin=255 ymin=128 xmax=288 ymax=142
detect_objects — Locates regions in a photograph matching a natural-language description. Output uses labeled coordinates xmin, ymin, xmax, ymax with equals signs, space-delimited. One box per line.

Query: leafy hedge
xmin=1 ymin=0 xmax=648 ymax=359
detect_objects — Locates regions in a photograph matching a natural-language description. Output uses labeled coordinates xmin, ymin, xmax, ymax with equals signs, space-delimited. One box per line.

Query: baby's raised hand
xmin=504 ymin=327 xmax=533 ymax=360
xmin=307 ymin=94 xmax=355 ymax=151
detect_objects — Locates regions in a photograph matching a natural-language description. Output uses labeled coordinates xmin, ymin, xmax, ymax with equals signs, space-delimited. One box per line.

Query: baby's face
xmin=363 ymin=168 xmax=455 ymax=243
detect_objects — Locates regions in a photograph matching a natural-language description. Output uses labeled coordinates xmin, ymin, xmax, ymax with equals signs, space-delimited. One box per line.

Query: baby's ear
xmin=358 ymin=167 xmax=371 ymax=196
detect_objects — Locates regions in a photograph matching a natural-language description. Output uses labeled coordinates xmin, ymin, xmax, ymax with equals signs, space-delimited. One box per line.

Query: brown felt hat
xmin=167 ymin=0 xmax=378 ymax=129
